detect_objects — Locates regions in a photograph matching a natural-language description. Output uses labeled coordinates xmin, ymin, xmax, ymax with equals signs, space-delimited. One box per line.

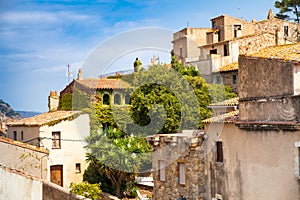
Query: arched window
xmin=125 ymin=94 xmax=130 ymax=104
xmin=114 ymin=94 xmax=121 ymax=105
xmin=103 ymin=94 xmax=110 ymax=105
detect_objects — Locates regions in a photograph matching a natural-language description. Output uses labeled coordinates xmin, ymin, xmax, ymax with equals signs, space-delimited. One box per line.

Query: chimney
xmin=267 ymin=9 xmax=274 ymax=19
xmin=48 ymin=91 xmax=59 ymax=111
xmin=77 ymin=68 xmax=83 ymax=80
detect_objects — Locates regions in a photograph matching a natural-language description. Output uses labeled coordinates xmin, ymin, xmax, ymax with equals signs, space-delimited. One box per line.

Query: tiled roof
xmin=0 ymin=137 xmax=49 ymax=154
xmin=249 ymin=43 xmax=300 ymax=61
xmin=202 ymin=110 xmax=239 ymax=123
xmin=213 ymin=62 xmax=238 ymax=73
xmin=209 ymin=97 xmax=239 ymax=107
xmin=7 ymin=110 xmax=81 ymax=126
xmin=76 ymin=78 xmax=132 ymax=89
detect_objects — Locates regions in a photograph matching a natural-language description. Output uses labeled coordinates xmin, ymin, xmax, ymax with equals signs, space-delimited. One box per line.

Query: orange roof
xmin=75 ymin=78 xmax=131 ymax=90
xmin=209 ymin=97 xmax=239 ymax=107
xmin=202 ymin=110 xmax=239 ymax=123
xmin=249 ymin=43 xmax=300 ymax=61
xmin=7 ymin=110 xmax=81 ymax=126
xmin=0 ymin=137 xmax=49 ymax=154
xmin=213 ymin=62 xmax=238 ymax=73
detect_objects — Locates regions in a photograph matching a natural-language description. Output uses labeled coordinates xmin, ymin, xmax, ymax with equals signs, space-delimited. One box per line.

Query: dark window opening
xmin=233 ymin=25 xmax=241 ymax=38
xmin=216 ymin=141 xmax=223 ymax=163
xmin=180 ymin=48 xmax=183 ymax=57
xmin=216 ymin=76 xmax=221 ymax=84
xmin=233 ymin=75 xmax=237 ymax=84
xmin=125 ymin=94 xmax=130 ymax=104
xmin=114 ymin=94 xmax=121 ymax=105
xmin=21 ymin=131 xmax=24 ymax=140
xmin=103 ymin=94 xmax=110 ymax=105
xmin=75 ymin=163 xmax=81 ymax=173
xmin=224 ymin=44 xmax=229 ymax=56
xmin=210 ymin=49 xmax=218 ymax=55
xmin=218 ymin=30 xmax=221 ymax=42
xmin=52 ymin=132 xmax=61 ymax=149
xmin=13 ymin=131 xmax=17 ymax=140
xmin=284 ymin=25 xmax=289 ymax=37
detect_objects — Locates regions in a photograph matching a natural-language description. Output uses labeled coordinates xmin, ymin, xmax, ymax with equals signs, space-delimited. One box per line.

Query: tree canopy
xmin=275 ymin=0 xmax=300 ymax=23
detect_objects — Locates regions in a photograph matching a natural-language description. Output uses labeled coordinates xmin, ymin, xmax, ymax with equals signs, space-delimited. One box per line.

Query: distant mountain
xmin=17 ymin=111 xmax=42 ymax=118
xmin=0 ymin=99 xmax=23 ymax=120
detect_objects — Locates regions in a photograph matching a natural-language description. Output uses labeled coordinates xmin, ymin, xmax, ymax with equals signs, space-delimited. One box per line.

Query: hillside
xmin=0 ymin=99 xmax=23 ymax=120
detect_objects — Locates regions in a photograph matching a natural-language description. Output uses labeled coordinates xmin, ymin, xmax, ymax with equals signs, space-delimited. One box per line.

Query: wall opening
xmin=103 ymin=94 xmax=110 ymax=105
xmin=114 ymin=94 xmax=121 ymax=105
xmin=216 ymin=141 xmax=223 ymax=163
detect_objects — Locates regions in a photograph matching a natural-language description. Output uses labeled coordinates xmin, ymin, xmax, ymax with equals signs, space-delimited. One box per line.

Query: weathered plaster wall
xmin=239 ymin=56 xmax=294 ymax=99
xmin=0 ymin=166 xmax=42 ymax=200
xmin=205 ymin=123 xmax=300 ymax=200
xmin=43 ymin=181 xmax=86 ymax=200
xmin=0 ymin=139 xmax=48 ymax=179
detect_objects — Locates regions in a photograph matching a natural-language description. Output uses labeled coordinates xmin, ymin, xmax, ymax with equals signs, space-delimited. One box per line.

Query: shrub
xmin=70 ymin=182 xmax=102 ymax=200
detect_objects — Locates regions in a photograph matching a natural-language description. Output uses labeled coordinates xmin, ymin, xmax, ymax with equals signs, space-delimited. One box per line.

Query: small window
xmin=75 ymin=163 xmax=81 ymax=173
xmin=180 ymin=47 xmax=183 ymax=57
xmin=13 ymin=131 xmax=17 ymax=140
xmin=284 ymin=25 xmax=289 ymax=37
xmin=210 ymin=49 xmax=217 ymax=54
xmin=21 ymin=131 xmax=24 ymax=140
xmin=125 ymin=94 xmax=130 ymax=104
xmin=233 ymin=75 xmax=237 ymax=84
xmin=212 ymin=21 xmax=216 ymax=29
xmin=114 ymin=94 xmax=121 ymax=105
xmin=158 ymin=160 xmax=165 ymax=181
xmin=233 ymin=25 xmax=241 ymax=38
xmin=178 ymin=162 xmax=185 ymax=185
xmin=52 ymin=132 xmax=61 ymax=149
xmin=224 ymin=44 xmax=229 ymax=56
xmin=216 ymin=76 xmax=221 ymax=84
xmin=218 ymin=30 xmax=221 ymax=42
xmin=103 ymin=94 xmax=110 ymax=105
xmin=216 ymin=141 xmax=223 ymax=163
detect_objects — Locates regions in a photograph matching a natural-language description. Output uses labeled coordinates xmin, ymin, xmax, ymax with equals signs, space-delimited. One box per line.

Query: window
xmin=233 ymin=25 xmax=242 ymax=38
xmin=13 ymin=131 xmax=17 ymax=140
xmin=125 ymin=94 xmax=130 ymax=104
xmin=224 ymin=44 xmax=229 ymax=56
xmin=215 ymin=76 xmax=221 ymax=84
xmin=180 ymin=47 xmax=183 ymax=57
xmin=52 ymin=132 xmax=61 ymax=149
xmin=216 ymin=141 xmax=223 ymax=163
xmin=158 ymin=160 xmax=165 ymax=181
xmin=218 ymin=30 xmax=221 ymax=42
xmin=21 ymin=131 xmax=24 ymax=140
xmin=103 ymin=94 xmax=110 ymax=105
xmin=114 ymin=94 xmax=121 ymax=105
xmin=178 ymin=162 xmax=185 ymax=185
xmin=212 ymin=21 xmax=216 ymax=29
xmin=284 ymin=25 xmax=289 ymax=37
xmin=210 ymin=49 xmax=217 ymax=55
xmin=233 ymin=75 xmax=237 ymax=84
xmin=75 ymin=163 xmax=81 ymax=173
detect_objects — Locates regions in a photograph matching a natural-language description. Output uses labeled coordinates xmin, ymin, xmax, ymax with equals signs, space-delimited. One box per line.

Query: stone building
xmin=60 ymin=70 xmax=132 ymax=107
xmin=147 ymin=131 xmax=207 ymax=200
xmin=202 ymin=43 xmax=300 ymax=199
xmin=173 ymin=9 xmax=300 ymax=84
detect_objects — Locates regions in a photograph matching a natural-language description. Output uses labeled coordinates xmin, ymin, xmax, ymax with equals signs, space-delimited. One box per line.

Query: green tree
xmin=70 ymin=182 xmax=102 ymax=200
xmin=85 ymin=128 xmax=151 ymax=198
xmin=275 ymin=0 xmax=300 ymax=23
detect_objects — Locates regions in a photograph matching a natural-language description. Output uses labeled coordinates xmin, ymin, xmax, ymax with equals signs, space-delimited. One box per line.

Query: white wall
xmin=0 ymin=167 xmax=42 ymax=200
xmin=40 ymin=114 xmax=90 ymax=188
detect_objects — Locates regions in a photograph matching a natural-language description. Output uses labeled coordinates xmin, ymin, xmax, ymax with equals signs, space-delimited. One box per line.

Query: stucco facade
xmin=7 ymin=111 xmax=90 ymax=188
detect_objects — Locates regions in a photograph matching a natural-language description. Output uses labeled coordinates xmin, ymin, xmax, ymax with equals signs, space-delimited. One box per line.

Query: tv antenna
xmin=67 ymin=64 xmax=72 ymax=84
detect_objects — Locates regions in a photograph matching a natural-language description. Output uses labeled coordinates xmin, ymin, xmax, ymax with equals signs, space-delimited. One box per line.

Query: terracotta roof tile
xmin=7 ymin=110 xmax=81 ymax=126
xmin=213 ymin=62 xmax=238 ymax=73
xmin=76 ymin=78 xmax=131 ymax=89
xmin=249 ymin=43 xmax=300 ymax=61
xmin=0 ymin=137 xmax=49 ymax=154
xmin=209 ymin=97 xmax=239 ymax=107
xmin=202 ymin=110 xmax=239 ymax=123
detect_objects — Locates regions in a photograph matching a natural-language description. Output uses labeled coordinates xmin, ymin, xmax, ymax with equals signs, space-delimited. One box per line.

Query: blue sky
xmin=0 ymin=0 xmax=276 ymax=112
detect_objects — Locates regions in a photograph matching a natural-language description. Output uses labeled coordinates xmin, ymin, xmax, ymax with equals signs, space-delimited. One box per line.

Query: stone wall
xmin=148 ymin=133 xmax=207 ymax=200
xmin=238 ymin=56 xmax=294 ymax=99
